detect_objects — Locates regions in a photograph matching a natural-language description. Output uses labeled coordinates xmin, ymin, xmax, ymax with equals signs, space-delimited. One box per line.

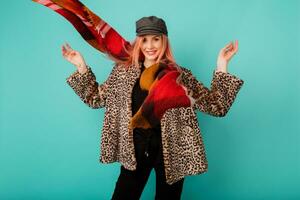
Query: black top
xmin=131 ymin=63 xmax=161 ymax=135
xmin=131 ymin=63 xmax=162 ymax=159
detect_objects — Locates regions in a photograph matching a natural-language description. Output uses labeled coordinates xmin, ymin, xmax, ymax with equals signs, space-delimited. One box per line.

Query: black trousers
xmin=111 ymin=131 xmax=184 ymax=200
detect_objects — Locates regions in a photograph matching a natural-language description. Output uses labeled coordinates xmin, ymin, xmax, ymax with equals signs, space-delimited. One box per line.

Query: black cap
xmin=136 ymin=16 xmax=168 ymax=36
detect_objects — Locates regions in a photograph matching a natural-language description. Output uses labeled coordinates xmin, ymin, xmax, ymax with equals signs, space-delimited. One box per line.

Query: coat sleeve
xmin=181 ymin=68 xmax=244 ymax=117
xmin=66 ymin=64 xmax=118 ymax=109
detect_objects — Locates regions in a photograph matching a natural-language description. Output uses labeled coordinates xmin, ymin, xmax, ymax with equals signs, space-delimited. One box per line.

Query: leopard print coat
xmin=66 ymin=63 xmax=244 ymax=185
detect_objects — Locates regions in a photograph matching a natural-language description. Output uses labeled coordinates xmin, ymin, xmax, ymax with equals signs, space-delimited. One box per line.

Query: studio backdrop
xmin=0 ymin=0 xmax=299 ymax=199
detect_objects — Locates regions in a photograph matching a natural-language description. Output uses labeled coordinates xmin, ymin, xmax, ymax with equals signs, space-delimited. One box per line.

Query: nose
xmin=145 ymin=40 xmax=154 ymax=49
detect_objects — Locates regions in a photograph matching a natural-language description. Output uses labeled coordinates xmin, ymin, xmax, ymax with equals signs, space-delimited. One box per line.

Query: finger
xmin=226 ymin=45 xmax=233 ymax=52
xmin=231 ymin=41 xmax=238 ymax=54
xmin=65 ymin=43 xmax=74 ymax=54
xmin=62 ymin=46 xmax=68 ymax=56
xmin=65 ymin=42 xmax=72 ymax=50
xmin=225 ymin=42 xmax=233 ymax=49
xmin=62 ymin=42 xmax=68 ymax=51
xmin=223 ymin=46 xmax=232 ymax=55
xmin=62 ymin=45 xmax=67 ymax=52
xmin=64 ymin=45 xmax=71 ymax=53
xmin=222 ymin=43 xmax=230 ymax=51
xmin=62 ymin=44 xmax=69 ymax=51
xmin=234 ymin=40 xmax=239 ymax=52
xmin=222 ymin=42 xmax=233 ymax=52
xmin=228 ymin=42 xmax=234 ymax=50
xmin=63 ymin=49 xmax=72 ymax=59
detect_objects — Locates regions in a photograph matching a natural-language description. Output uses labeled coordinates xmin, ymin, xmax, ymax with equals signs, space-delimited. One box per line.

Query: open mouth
xmin=146 ymin=50 xmax=157 ymax=55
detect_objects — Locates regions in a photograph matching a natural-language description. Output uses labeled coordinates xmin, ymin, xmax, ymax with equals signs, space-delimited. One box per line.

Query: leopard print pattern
xmin=66 ymin=63 xmax=244 ymax=185
xmin=160 ymin=67 xmax=244 ymax=184
xmin=180 ymin=67 xmax=244 ymax=117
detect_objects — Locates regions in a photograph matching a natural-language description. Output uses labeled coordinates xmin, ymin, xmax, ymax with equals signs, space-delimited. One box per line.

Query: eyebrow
xmin=144 ymin=36 xmax=160 ymax=39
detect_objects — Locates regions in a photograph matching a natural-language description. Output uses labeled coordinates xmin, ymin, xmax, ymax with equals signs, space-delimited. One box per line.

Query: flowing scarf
xmin=33 ymin=0 xmax=195 ymax=129
xmin=32 ymin=0 xmax=130 ymax=61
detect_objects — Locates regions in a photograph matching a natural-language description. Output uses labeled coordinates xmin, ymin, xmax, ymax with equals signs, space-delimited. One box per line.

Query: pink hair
xmin=112 ymin=34 xmax=176 ymax=69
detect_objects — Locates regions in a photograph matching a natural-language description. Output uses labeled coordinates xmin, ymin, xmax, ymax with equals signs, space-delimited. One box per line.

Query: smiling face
xmin=140 ymin=34 xmax=163 ymax=63
xmin=130 ymin=34 xmax=176 ymax=68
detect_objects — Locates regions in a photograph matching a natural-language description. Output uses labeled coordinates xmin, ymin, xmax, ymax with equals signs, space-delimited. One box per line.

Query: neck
xmin=143 ymin=59 xmax=156 ymax=68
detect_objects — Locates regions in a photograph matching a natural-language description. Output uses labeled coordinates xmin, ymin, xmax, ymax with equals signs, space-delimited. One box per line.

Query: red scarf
xmin=33 ymin=0 xmax=194 ymax=129
xmin=32 ymin=0 xmax=130 ymax=61
xmin=130 ymin=62 xmax=193 ymax=129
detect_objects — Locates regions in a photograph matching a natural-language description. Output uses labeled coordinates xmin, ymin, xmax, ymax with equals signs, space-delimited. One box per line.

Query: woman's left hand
xmin=216 ymin=40 xmax=238 ymax=72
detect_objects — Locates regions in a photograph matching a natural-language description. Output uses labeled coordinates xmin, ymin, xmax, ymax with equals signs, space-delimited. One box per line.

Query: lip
xmin=145 ymin=50 xmax=157 ymax=55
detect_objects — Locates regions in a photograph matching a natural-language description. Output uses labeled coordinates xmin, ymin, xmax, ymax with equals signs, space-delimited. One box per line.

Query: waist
xmin=133 ymin=126 xmax=161 ymax=137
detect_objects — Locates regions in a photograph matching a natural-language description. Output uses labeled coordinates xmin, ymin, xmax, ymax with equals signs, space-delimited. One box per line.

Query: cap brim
xmin=136 ymin=31 xmax=163 ymax=36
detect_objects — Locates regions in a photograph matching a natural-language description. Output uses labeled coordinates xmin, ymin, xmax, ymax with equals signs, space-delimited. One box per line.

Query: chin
xmin=145 ymin=57 xmax=157 ymax=61
xmin=145 ymin=55 xmax=159 ymax=61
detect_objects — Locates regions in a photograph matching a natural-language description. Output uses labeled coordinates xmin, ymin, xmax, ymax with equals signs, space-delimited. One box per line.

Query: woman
xmin=62 ymin=16 xmax=244 ymax=199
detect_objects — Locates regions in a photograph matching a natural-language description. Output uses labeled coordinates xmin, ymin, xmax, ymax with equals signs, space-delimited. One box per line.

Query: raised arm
xmin=62 ymin=43 xmax=117 ymax=109
xmin=180 ymin=40 xmax=244 ymax=116
xmin=66 ymin=65 xmax=118 ymax=109
xmin=181 ymin=68 xmax=244 ymax=116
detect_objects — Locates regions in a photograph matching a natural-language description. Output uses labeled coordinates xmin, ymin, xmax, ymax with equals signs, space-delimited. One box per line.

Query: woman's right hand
xmin=62 ymin=43 xmax=87 ymax=74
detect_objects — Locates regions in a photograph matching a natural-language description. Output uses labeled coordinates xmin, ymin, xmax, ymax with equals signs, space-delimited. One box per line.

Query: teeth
xmin=147 ymin=51 xmax=156 ymax=55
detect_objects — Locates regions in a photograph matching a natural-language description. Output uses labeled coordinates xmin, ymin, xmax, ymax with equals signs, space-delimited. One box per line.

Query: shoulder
xmin=175 ymin=64 xmax=193 ymax=77
xmin=109 ymin=62 xmax=125 ymax=75
xmin=113 ymin=62 xmax=122 ymax=71
xmin=114 ymin=62 xmax=138 ymax=72
xmin=174 ymin=64 xmax=201 ymax=87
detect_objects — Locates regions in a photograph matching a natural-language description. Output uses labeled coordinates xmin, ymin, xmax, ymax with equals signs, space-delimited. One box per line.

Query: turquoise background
xmin=0 ymin=0 xmax=299 ymax=199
